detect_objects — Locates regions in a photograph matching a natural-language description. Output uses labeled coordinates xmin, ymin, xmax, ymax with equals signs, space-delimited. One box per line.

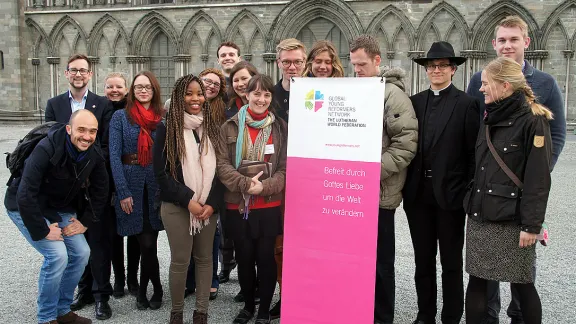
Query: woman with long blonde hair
xmin=302 ymin=40 xmax=345 ymax=77
xmin=464 ymin=57 xmax=552 ymax=324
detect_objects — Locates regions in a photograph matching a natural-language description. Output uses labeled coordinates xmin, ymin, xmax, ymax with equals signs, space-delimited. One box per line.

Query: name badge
xmin=265 ymin=144 xmax=275 ymax=154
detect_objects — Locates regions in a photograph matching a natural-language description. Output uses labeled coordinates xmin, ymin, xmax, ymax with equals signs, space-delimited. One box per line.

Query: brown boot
xmin=192 ymin=310 xmax=208 ymax=324
xmin=56 ymin=311 xmax=92 ymax=324
xmin=169 ymin=311 xmax=183 ymax=324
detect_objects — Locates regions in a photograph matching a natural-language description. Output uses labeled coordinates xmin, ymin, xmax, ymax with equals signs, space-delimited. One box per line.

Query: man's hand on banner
xmin=247 ymin=171 xmax=264 ymax=195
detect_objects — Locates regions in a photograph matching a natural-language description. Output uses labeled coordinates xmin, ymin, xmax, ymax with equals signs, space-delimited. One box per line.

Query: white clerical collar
xmin=430 ymin=83 xmax=452 ymax=96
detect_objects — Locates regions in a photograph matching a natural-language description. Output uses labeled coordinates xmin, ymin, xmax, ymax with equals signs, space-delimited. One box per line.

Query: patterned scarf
xmin=234 ymin=104 xmax=275 ymax=168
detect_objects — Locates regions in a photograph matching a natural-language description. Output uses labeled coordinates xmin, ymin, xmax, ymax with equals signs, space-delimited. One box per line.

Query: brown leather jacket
xmin=216 ymin=113 xmax=288 ymax=208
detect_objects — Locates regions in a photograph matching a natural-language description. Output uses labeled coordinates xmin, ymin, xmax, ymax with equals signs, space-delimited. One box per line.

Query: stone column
xmin=263 ymin=53 xmax=277 ymax=81
xmin=339 ymin=53 xmax=350 ymax=76
xmin=386 ymin=51 xmax=395 ymax=67
xmin=32 ymin=58 xmax=40 ymax=114
xmin=562 ymin=50 xmax=574 ymax=119
xmin=126 ymin=56 xmax=149 ymax=80
xmin=109 ymin=56 xmax=117 ymax=70
xmin=200 ymin=54 xmax=209 ymax=71
xmin=407 ymin=51 xmax=424 ymax=95
xmin=460 ymin=50 xmax=476 ymax=89
xmin=88 ymin=56 xmax=100 ymax=94
xmin=173 ymin=54 xmax=191 ymax=79
xmin=47 ymin=57 xmax=60 ymax=97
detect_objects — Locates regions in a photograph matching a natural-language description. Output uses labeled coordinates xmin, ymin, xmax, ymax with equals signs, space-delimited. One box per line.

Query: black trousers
xmin=374 ymin=208 xmax=396 ymax=323
xmin=405 ymin=194 xmax=465 ymax=324
xmin=110 ymin=204 xmax=140 ymax=287
xmin=219 ymin=209 xmax=237 ymax=272
xmin=77 ymin=206 xmax=113 ymax=302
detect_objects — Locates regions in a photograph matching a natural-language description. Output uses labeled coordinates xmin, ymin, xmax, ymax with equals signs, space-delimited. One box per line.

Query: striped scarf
xmin=234 ymin=104 xmax=275 ymax=168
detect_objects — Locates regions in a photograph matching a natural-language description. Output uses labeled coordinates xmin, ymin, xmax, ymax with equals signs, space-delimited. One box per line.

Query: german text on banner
xmin=282 ymin=77 xmax=385 ymax=324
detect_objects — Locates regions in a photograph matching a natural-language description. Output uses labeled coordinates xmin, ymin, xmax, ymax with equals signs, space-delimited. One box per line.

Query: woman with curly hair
xmin=154 ymin=74 xmax=223 ymax=324
xmin=302 ymin=40 xmax=345 ymax=78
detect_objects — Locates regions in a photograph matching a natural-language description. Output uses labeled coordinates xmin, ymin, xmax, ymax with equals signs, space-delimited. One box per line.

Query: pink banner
xmin=281 ymin=156 xmax=381 ymax=324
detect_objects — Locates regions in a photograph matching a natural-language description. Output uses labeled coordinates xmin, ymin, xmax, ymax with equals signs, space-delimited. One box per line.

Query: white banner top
xmin=287 ymin=77 xmax=386 ymax=163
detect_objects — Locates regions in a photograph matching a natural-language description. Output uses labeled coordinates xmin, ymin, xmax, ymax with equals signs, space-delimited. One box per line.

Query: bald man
xmin=5 ymin=109 xmax=109 ymax=324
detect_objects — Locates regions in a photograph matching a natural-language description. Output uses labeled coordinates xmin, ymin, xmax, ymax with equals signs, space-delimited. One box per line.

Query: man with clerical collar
xmin=403 ymin=41 xmax=480 ymax=324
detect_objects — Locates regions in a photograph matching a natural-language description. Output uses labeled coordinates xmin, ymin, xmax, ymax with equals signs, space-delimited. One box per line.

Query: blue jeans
xmin=7 ymin=210 xmax=90 ymax=323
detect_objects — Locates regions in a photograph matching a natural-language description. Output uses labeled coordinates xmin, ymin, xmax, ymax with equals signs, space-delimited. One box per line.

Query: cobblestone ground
xmin=0 ymin=125 xmax=574 ymax=323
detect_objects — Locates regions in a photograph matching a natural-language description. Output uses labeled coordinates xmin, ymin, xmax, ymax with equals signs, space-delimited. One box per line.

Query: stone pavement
xmin=0 ymin=125 xmax=574 ymax=324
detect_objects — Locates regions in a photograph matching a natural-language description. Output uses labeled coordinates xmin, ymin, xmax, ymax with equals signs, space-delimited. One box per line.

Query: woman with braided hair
xmin=217 ymin=74 xmax=287 ymax=324
xmin=153 ymin=74 xmax=224 ymax=324
xmin=182 ymin=68 xmax=228 ymax=300
xmin=464 ymin=57 xmax=552 ymax=324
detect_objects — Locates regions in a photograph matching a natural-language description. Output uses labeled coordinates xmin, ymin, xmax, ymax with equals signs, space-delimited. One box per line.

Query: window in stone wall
xmin=0 ymin=51 xmax=4 ymax=70
xmin=150 ymin=32 xmax=175 ymax=102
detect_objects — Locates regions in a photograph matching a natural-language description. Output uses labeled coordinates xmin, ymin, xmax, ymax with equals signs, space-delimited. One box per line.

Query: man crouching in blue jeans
xmin=4 ymin=109 xmax=109 ymax=324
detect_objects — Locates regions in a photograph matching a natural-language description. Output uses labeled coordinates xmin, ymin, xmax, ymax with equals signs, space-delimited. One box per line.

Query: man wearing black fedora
xmin=403 ymin=41 xmax=480 ymax=324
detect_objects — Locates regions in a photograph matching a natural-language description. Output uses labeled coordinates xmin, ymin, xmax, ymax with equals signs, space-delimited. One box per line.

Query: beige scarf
xmin=182 ymin=112 xmax=217 ymax=235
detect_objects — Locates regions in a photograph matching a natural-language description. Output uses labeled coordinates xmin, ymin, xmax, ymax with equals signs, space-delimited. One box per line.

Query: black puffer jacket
xmin=464 ymin=92 xmax=552 ymax=234
xmin=4 ymin=123 xmax=109 ymax=241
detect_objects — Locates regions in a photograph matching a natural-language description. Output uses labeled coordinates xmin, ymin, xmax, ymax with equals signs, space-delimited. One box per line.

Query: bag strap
xmin=485 ymin=125 xmax=524 ymax=189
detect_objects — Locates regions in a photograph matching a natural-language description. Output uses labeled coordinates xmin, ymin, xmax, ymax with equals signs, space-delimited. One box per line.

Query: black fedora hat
xmin=414 ymin=41 xmax=466 ymax=66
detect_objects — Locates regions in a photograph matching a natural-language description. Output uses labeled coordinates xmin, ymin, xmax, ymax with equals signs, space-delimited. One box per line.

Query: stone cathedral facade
xmin=1 ymin=0 xmax=575 ymax=123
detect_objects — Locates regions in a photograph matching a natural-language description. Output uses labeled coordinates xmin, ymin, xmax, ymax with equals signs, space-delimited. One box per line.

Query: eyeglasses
xmin=68 ymin=68 xmax=90 ymax=75
xmin=134 ymin=85 xmax=153 ymax=92
xmin=202 ymin=78 xmax=221 ymax=89
xmin=280 ymin=60 xmax=304 ymax=68
xmin=425 ymin=64 xmax=452 ymax=71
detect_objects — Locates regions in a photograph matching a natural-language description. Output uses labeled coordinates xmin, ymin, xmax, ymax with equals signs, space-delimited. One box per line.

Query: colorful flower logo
xmin=305 ymin=89 xmax=324 ymax=112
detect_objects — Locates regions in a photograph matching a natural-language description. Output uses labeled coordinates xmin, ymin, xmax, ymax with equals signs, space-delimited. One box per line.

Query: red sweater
xmin=227 ymin=108 xmax=282 ymax=210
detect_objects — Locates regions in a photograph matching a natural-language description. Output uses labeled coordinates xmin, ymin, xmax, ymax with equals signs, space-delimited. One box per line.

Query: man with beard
xmin=45 ymin=54 xmax=114 ymax=320
xmin=217 ymin=41 xmax=242 ymax=89
xmin=273 ymin=38 xmax=306 ymax=122
xmin=5 ymin=109 xmax=109 ymax=324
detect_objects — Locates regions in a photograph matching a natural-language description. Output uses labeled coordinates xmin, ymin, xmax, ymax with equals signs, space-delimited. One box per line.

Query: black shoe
xmin=233 ymin=291 xmax=244 ymax=303
xmin=70 ymin=294 xmax=95 ymax=311
xmin=136 ymin=296 xmax=150 ymax=310
xmin=218 ymin=270 xmax=231 ymax=283
xmin=95 ymin=301 xmax=112 ymax=320
xmin=149 ymin=290 xmax=163 ymax=310
xmin=233 ymin=309 xmax=254 ymax=324
xmin=127 ymin=280 xmax=139 ymax=296
xmin=184 ymin=288 xmax=195 ymax=298
xmin=255 ymin=316 xmax=271 ymax=324
xmin=270 ymin=299 xmax=281 ymax=320
xmin=113 ymin=282 xmax=125 ymax=299
xmin=209 ymin=288 xmax=218 ymax=300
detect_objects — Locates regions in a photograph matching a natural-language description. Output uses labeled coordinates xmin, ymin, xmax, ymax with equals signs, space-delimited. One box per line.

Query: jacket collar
xmin=523 ymin=59 xmax=535 ymax=78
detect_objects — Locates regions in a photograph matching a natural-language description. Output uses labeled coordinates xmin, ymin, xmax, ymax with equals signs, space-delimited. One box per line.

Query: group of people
xmin=4 ymin=14 xmax=564 ymax=324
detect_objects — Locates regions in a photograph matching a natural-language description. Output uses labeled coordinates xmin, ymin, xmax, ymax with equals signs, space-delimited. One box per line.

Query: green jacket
xmin=378 ymin=67 xmax=418 ymax=209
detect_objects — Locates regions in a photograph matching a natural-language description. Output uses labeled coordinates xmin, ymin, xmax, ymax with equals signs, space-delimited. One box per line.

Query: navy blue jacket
xmin=109 ymin=109 xmax=163 ymax=236
xmin=467 ymin=60 xmax=566 ymax=168
xmin=4 ymin=124 xmax=109 ymax=241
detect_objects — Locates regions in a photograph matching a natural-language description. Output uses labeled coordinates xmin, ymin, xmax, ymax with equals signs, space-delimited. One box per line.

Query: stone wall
xmin=4 ymin=0 xmax=576 ymax=121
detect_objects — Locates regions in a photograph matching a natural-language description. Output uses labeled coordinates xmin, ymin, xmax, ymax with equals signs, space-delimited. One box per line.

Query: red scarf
xmin=131 ymin=101 xmax=161 ymax=166
xmin=247 ymin=107 xmax=269 ymax=121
